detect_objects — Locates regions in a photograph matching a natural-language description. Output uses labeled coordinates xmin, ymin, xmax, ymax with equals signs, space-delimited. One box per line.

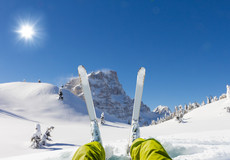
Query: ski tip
xmin=78 ymin=65 xmax=87 ymax=75
xmin=78 ymin=65 xmax=85 ymax=71
xmin=138 ymin=67 xmax=146 ymax=76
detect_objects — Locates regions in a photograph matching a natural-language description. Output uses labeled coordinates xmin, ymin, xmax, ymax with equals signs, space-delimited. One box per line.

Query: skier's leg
xmin=130 ymin=138 xmax=172 ymax=160
xmin=72 ymin=141 xmax=105 ymax=160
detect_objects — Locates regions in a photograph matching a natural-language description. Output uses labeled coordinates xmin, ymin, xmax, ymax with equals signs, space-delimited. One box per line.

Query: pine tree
xmin=201 ymin=101 xmax=205 ymax=106
xmin=219 ymin=93 xmax=226 ymax=100
xmin=188 ymin=103 xmax=192 ymax=111
xmin=194 ymin=102 xmax=200 ymax=108
xmin=214 ymin=96 xmax=218 ymax=102
xmin=151 ymin=120 xmax=156 ymax=125
xmin=175 ymin=106 xmax=178 ymax=117
xmin=227 ymin=85 xmax=230 ymax=99
xmin=207 ymin=96 xmax=210 ymax=104
xmin=184 ymin=104 xmax=188 ymax=113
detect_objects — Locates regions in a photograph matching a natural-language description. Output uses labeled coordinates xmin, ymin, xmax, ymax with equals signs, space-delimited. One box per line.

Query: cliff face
xmin=65 ymin=70 xmax=156 ymax=125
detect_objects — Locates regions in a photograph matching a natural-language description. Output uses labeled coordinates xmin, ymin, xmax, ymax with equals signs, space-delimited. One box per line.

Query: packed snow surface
xmin=0 ymin=82 xmax=230 ymax=159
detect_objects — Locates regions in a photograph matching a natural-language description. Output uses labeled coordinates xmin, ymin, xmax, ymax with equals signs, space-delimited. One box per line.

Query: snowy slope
xmin=0 ymin=82 xmax=122 ymax=123
xmin=141 ymin=98 xmax=230 ymax=160
xmin=0 ymin=82 xmax=129 ymax=158
xmin=0 ymin=82 xmax=89 ymax=122
xmin=1 ymin=82 xmax=230 ymax=159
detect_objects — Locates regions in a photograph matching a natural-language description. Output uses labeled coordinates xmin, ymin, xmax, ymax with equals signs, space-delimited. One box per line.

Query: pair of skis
xmin=78 ymin=65 xmax=145 ymax=150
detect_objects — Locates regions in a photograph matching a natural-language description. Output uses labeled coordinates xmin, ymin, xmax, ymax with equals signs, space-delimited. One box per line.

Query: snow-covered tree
xmin=227 ymin=85 xmax=230 ymax=99
xmin=151 ymin=120 xmax=156 ymax=125
xmin=31 ymin=124 xmax=42 ymax=148
xmin=184 ymin=104 xmax=188 ymax=113
xmin=41 ymin=126 xmax=54 ymax=146
xmin=210 ymin=96 xmax=214 ymax=103
xmin=175 ymin=105 xmax=184 ymax=123
xmin=201 ymin=101 xmax=205 ymax=106
xmin=188 ymin=103 xmax=193 ymax=111
xmin=164 ymin=113 xmax=168 ymax=120
xmin=214 ymin=96 xmax=218 ymax=102
xmin=193 ymin=102 xmax=200 ymax=108
xmin=175 ymin=106 xmax=178 ymax=117
xmin=207 ymin=97 xmax=211 ymax=104
xmin=168 ymin=112 xmax=173 ymax=120
xmin=157 ymin=117 xmax=159 ymax=124
xmin=219 ymin=93 xmax=226 ymax=99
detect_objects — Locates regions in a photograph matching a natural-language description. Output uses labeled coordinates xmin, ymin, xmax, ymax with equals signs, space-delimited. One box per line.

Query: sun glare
xmin=15 ymin=17 xmax=42 ymax=45
xmin=17 ymin=24 xmax=35 ymax=40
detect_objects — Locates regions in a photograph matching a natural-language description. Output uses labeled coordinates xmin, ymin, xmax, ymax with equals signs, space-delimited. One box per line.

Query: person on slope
xmin=31 ymin=124 xmax=42 ymax=148
xmin=100 ymin=112 xmax=105 ymax=125
xmin=72 ymin=123 xmax=172 ymax=160
xmin=59 ymin=89 xmax=63 ymax=100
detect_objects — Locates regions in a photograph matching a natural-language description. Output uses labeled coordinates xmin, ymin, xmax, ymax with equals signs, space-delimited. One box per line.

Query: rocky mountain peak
xmin=153 ymin=105 xmax=171 ymax=115
xmin=64 ymin=69 xmax=157 ymax=125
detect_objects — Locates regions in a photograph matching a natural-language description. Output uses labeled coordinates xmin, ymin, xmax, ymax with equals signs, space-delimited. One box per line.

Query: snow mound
xmin=0 ymin=82 xmax=88 ymax=122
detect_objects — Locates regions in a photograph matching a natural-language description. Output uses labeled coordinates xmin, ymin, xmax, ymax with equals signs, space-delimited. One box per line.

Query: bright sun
xmin=17 ymin=24 xmax=35 ymax=40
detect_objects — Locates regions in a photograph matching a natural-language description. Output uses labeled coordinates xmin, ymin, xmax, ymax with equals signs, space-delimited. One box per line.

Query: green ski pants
xmin=72 ymin=138 xmax=171 ymax=160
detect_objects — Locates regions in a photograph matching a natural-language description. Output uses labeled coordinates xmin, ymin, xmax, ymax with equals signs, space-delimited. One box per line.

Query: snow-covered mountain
xmin=64 ymin=70 xmax=158 ymax=125
xmin=153 ymin=105 xmax=171 ymax=116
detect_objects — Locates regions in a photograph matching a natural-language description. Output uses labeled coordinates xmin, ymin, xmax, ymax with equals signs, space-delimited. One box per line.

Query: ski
xmin=128 ymin=67 xmax=146 ymax=149
xmin=78 ymin=65 xmax=102 ymax=144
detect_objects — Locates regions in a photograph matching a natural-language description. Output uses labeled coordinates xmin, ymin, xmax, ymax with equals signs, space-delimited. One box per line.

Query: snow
xmin=153 ymin=105 xmax=171 ymax=115
xmin=0 ymin=82 xmax=230 ymax=159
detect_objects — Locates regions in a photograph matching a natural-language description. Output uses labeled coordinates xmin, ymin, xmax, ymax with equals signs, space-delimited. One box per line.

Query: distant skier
xmin=41 ymin=126 xmax=54 ymax=145
xmin=100 ymin=112 xmax=105 ymax=125
xmin=59 ymin=89 xmax=63 ymax=100
xmin=38 ymin=79 xmax=41 ymax=83
xmin=31 ymin=124 xmax=42 ymax=148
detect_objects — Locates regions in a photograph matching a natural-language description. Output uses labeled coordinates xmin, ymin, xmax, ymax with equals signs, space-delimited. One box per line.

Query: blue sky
xmin=0 ymin=0 xmax=230 ymax=111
